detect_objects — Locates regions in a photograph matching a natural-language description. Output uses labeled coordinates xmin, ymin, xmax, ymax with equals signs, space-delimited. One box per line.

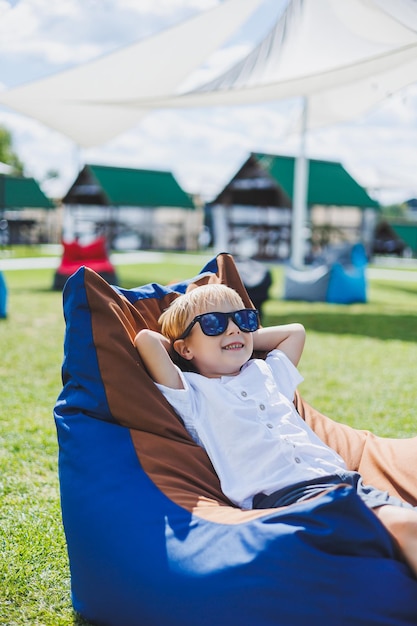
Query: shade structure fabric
xmin=148 ymin=0 xmax=417 ymax=130
xmin=63 ymin=164 xmax=195 ymax=209
xmin=390 ymin=223 xmax=417 ymax=255
xmin=0 ymin=175 xmax=54 ymax=210
xmin=0 ymin=0 xmax=264 ymax=147
xmin=252 ymin=153 xmax=379 ymax=208
xmin=0 ymin=0 xmax=416 ymax=147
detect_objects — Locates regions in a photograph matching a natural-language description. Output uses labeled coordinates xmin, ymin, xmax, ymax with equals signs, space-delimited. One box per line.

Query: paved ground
xmin=0 ymin=250 xmax=216 ymax=271
xmin=0 ymin=250 xmax=167 ymax=271
xmin=367 ymin=267 xmax=417 ymax=282
xmin=0 ymin=251 xmax=417 ymax=282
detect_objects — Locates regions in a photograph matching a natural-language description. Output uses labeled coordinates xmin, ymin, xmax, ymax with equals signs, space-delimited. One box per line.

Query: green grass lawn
xmin=1 ymin=256 xmax=417 ymax=625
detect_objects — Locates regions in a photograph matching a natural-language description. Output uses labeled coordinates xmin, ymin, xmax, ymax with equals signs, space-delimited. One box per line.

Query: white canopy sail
xmin=141 ymin=0 xmax=417 ymax=130
xmin=0 ymin=0 xmax=264 ymax=147
xmin=1 ymin=0 xmax=416 ymax=142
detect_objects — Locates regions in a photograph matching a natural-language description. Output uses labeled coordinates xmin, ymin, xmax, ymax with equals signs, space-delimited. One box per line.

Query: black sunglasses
xmin=178 ymin=309 xmax=259 ymax=340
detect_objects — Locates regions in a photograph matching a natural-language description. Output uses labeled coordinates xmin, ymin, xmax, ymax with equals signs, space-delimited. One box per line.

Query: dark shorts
xmin=252 ymin=471 xmax=415 ymax=510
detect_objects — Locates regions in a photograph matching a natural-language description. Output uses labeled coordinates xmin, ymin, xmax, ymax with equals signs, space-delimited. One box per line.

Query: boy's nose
xmin=226 ymin=318 xmax=240 ymax=333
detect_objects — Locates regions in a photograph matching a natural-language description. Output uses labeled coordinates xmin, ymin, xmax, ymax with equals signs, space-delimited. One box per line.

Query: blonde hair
xmin=159 ymin=283 xmax=245 ymax=342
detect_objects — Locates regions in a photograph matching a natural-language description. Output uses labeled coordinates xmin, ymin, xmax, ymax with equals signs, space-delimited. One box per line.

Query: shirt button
xmin=259 ymin=403 xmax=265 ymax=411
xmin=241 ymin=391 xmax=247 ymax=397
xmin=266 ymin=423 xmax=273 ymax=429
xmin=295 ymin=457 xmax=301 ymax=464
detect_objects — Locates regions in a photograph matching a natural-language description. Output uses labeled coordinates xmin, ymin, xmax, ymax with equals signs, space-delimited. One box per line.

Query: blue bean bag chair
xmin=284 ymin=243 xmax=368 ymax=304
xmin=54 ymin=253 xmax=417 ymax=626
xmin=0 ymin=270 xmax=7 ymax=318
xmin=326 ymin=243 xmax=368 ymax=304
xmin=283 ymin=263 xmax=330 ymax=302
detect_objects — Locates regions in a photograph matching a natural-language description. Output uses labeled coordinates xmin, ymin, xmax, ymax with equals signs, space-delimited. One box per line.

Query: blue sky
xmin=0 ymin=0 xmax=416 ymax=204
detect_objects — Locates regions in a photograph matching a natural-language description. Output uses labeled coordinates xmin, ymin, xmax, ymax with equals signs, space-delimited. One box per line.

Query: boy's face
xmin=175 ymin=301 xmax=254 ymax=378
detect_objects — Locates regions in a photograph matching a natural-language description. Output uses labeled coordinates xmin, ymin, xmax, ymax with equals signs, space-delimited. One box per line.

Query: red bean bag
xmin=53 ymin=237 xmax=117 ymax=290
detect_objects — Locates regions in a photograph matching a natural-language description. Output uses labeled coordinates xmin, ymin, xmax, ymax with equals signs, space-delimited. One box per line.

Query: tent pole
xmin=291 ymin=96 xmax=309 ymax=268
xmin=212 ymin=204 xmax=229 ymax=253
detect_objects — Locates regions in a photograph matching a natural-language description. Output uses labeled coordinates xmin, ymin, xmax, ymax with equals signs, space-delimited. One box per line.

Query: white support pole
xmin=74 ymin=143 xmax=84 ymax=174
xmin=212 ymin=204 xmax=230 ymax=253
xmin=291 ymin=96 xmax=309 ymax=268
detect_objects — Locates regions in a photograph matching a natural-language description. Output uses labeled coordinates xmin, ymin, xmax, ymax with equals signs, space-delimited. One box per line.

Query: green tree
xmin=380 ymin=202 xmax=408 ymax=219
xmin=0 ymin=126 xmax=24 ymax=175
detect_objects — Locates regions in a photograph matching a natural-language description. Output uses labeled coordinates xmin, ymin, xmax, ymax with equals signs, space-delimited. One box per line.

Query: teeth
xmin=224 ymin=343 xmax=242 ymax=350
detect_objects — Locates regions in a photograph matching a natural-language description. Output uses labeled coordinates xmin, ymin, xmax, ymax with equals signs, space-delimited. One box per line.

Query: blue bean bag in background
xmin=54 ymin=253 xmax=417 ymax=626
xmin=284 ymin=242 xmax=368 ymax=304
xmin=0 ymin=270 xmax=7 ymax=318
xmin=326 ymin=243 xmax=368 ymax=304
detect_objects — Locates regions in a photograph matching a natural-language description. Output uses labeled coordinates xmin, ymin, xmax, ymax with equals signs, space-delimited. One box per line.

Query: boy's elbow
xmin=292 ymin=323 xmax=306 ymax=341
xmin=294 ymin=323 xmax=306 ymax=354
xmin=134 ymin=328 xmax=151 ymax=351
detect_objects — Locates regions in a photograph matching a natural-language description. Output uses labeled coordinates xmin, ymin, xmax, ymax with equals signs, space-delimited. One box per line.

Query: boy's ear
xmin=173 ymin=339 xmax=193 ymax=361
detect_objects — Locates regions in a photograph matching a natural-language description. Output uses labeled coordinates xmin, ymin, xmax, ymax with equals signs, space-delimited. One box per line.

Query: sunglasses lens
xmin=199 ymin=312 xmax=228 ymax=336
xmin=196 ymin=309 xmax=259 ymax=336
xmin=234 ymin=309 xmax=259 ymax=332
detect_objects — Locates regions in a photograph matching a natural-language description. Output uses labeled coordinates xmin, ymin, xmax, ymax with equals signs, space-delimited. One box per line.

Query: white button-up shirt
xmin=156 ymin=350 xmax=346 ymax=509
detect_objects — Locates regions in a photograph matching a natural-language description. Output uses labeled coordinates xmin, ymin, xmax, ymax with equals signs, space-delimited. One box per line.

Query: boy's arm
xmin=252 ymin=323 xmax=306 ymax=366
xmin=134 ymin=329 xmax=183 ymax=389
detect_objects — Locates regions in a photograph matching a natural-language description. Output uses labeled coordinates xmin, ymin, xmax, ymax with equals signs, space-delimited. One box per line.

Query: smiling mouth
xmin=223 ymin=343 xmax=244 ymax=350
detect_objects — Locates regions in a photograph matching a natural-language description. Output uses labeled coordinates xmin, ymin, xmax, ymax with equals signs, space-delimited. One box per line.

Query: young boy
xmin=135 ymin=283 xmax=417 ymax=577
